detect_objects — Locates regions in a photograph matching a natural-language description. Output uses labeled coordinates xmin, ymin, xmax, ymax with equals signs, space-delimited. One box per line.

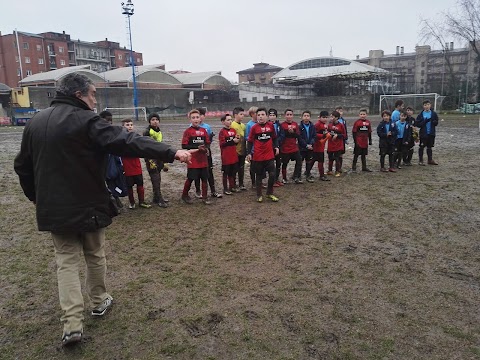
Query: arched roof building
xmin=273 ymin=57 xmax=388 ymax=85
xmin=18 ymin=65 xmax=106 ymax=87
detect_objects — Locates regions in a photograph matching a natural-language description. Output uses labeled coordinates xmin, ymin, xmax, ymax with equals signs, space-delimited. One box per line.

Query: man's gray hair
xmin=57 ymin=73 xmax=93 ymax=97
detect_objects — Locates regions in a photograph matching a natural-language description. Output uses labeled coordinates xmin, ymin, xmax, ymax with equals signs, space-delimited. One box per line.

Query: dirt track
xmin=0 ymin=115 xmax=479 ymax=359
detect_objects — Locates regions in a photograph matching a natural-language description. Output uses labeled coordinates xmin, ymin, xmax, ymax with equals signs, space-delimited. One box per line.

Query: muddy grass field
xmin=1 ymin=114 xmax=479 ymax=359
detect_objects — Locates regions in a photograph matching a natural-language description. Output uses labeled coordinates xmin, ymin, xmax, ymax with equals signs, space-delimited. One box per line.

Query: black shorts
xmin=125 ymin=174 xmax=143 ymax=187
xmin=353 ymin=146 xmax=368 ymax=155
xmin=379 ymin=145 xmax=394 ymax=156
xmin=300 ymin=150 xmax=313 ymax=161
xmin=187 ymin=167 xmax=209 ymax=181
xmin=328 ymin=151 xmax=342 ymax=161
xmin=222 ymin=163 xmax=238 ymax=176
xmin=312 ymin=152 xmax=325 ymax=162
xmin=419 ymin=135 xmax=435 ymax=148
xmin=252 ymin=159 xmax=275 ymax=175
xmin=281 ymin=151 xmax=300 ymax=165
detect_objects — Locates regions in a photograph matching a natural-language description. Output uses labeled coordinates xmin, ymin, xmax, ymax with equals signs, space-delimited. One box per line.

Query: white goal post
xmin=379 ymin=93 xmax=444 ymax=114
xmin=103 ymin=107 xmax=148 ymax=122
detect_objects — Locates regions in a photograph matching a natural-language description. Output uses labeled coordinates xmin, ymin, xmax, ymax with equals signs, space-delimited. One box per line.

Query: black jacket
xmin=415 ymin=110 xmax=439 ymax=138
xmin=377 ymin=120 xmax=397 ymax=148
xmin=14 ymin=95 xmax=177 ymax=233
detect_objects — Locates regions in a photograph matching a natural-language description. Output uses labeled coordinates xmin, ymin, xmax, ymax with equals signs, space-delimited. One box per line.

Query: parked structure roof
xmin=273 ymin=57 xmax=389 ymax=84
xmin=19 ymin=65 xmax=105 ymax=86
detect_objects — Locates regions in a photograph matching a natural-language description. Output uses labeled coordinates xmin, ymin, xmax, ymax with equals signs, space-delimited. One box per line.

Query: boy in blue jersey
xmin=245 ymin=106 xmax=258 ymax=188
xmin=377 ymin=110 xmax=397 ymax=172
xmin=415 ymin=100 xmax=439 ymax=166
xmin=391 ymin=100 xmax=404 ymax=122
xmin=268 ymin=108 xmax=283 ymax=186
xmin=298 ymin=110 xmax=316 ymax=182
xmin=393 ymin=110 xmax=412 ymax=169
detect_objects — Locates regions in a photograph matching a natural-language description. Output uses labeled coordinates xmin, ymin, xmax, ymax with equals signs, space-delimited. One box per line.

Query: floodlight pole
xmin=122 ymin=0 xmax=139 ymax=121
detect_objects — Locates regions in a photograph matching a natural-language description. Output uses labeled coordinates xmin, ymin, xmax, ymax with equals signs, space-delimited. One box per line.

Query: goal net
xmin=103 ymin=107 xmax=148 ymax=122
xmin=379 ymin=93 xmax=445 ymax=114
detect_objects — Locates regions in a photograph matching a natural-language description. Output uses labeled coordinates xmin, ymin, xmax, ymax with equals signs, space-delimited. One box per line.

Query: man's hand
xmin=306 ymin=144 xmax=313 ymax=150
xmin=274 ymin=148 xmax=279 ymax=156
xmin=233 ymin=138 xmax=240 ymax=144
xmin=175 ymin=150 xmax=192 ymax=164
xmin=246 ymin=154 xmax=252 ymax=162
xmin=197 ymin=144 xmax=207 ymax=153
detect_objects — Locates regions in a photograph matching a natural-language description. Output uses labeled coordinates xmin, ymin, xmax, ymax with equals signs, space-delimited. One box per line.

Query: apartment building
xmin=0 ymin=30 xmax=143 ymax=88
xmin=357 ymin=43 xmax=478 ymax=99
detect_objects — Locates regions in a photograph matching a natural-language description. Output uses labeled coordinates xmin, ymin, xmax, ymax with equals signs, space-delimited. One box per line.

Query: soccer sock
xmin=380 ymin=155 xmax=385 ymax=169
xmin=228 ymin=176 xmax=235 ymax=190
xmin=182 ymin=179 xmax=192 ymax=197
xmin=418 ymin=147 xmax=424 ymax=162
xmin=266 ymin=172 xmax=275 ymax=195
xmin=255 ymin=177 xmax=262 ymax=197
xmin=361 ymin=155 xmax=367 ymax=169
xmin=238 ymin=165 xmax=244 ymax=187
xmin=318 ymin=162 xmax=325 ymax=177
xmin=306 ymin=161 xmax=314 ymax=176
xmin=222 ymin=173 xmax=228 ymax=191
xmin=336 ymin=159 xmax=342 ymax=172
xmin=282 ymin=167 xmax=287 ymax=181
xmin=352 ymin=154 xmax=359 ymax=168
xmin=137 ymin=186 xmax=145 ymax=203
xmin=388 ymin=154 xmax=394 ymax=168
xmin=128 ymin=187 xmax=135 ymax=205
xmin=328 ymin=160 xmax=333 ymax=172
xmin=194 ymin=178 xmax=200 ymax=193
xmin=427 ymin=148 xmax=433 ymax=161
xmin=208 ymin=167 xmax=215 ymax=192
xmin=202 ymin=180 xmax=208 ymax=199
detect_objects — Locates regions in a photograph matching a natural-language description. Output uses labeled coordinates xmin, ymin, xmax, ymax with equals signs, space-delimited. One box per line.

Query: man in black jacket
xmin=14 ymin=73 xmax=192 ymax=346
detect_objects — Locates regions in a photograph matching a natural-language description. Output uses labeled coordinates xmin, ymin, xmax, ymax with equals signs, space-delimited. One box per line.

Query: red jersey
xmin=121 ymin=157 xmax=142 ymax=176
xmin=327 ymin=121 xmax=346 ymax=152
xmin=182 ymin=126 xmax=210 ymax=168
xmin=248 ymin=122 xmax=276 ymax=162
xmin=279 ymin=121 xmax=300 ymax=154
xmin=218 ymin=127 xmax=239 ymax=166
xmin=352 ymin=119 xmax=372 ymax=149
xmin=313 ymin=120 xmax=329 ymax=153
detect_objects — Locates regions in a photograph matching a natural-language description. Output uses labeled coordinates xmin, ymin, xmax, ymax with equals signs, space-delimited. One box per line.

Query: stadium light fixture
xmin=121 ymin=0 xmax=139 ymax=121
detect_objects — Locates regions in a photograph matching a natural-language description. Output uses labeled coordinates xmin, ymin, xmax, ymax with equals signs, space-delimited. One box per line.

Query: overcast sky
xmin=1 ymin=0 xmax=459 ymax=81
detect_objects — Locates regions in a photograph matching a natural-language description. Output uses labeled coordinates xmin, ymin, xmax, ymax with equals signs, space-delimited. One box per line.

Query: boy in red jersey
xmin=313 ymin=111 xmax=332 ymax=181
xmin=218 ymin=114 xmax=239 ymax=195
xmin=327 ymin=110 xmax=346 ymax=177
xmin=246 ymin=107 xmax=280 ymax=203
xmin=279 ymin=108 xmax=302 ymax=184
xmin=351 ymin=109 xmax=373 ymax=172
xmin=181 ymin=110 xmax=211 ymax=204
xmin=121 ymin=119 xmax=152 ymax=209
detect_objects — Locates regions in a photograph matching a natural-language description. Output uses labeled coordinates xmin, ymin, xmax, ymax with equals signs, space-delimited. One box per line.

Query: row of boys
xmin=103 ymin=99 xmax=439 ymax=206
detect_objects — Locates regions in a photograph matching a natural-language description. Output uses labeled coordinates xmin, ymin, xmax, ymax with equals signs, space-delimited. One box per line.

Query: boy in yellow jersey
xmin=230 ymin=107 xmax=247 ymax=191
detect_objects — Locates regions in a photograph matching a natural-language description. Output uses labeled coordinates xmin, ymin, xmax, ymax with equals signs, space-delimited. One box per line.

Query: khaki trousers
xmin=51 ymin=228 xmax=110 ymax=335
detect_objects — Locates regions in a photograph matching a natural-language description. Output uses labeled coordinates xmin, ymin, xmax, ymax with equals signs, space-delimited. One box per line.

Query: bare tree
xmin=444 ymin=0 xmax=480 ymax=102
xmin=420 ymin=17 xmax=458 ymax=98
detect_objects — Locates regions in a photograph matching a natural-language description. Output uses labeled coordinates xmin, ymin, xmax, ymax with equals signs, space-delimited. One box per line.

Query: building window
xmin=137 ymin=57 xmax=141 ymax=63
xmin=118 ymin=54 xmax=122 ymax=60
xmin=263 ymin=96 xmax=268 ymax=101
xmin=421 ymin=79 xmax=424 ymax=84
xmin=25 ymin=57 xmax=31 ymax=64
xmin=60 ymin=59 xmax=65 ymax=66
xmin=17 ymin=68 xmax=21 ymax=76
xmin=59 ymin=46 xmax=64 ymax=53
xmin=38 ymin=58 xmax=44 ymax=64
xmin=421 ymin=70 xmax=425 ymax=76
xmin=23 ymin=42 xmax=29 ymax=50
xmin=421 ymin=62 xmax=425 ymax=67
xmin=26 ymin=70 xmax=32 ymax=76
xmin=15 ymin=56 xmax=19 ymax=63
xmin=252 ymin=97 xmax=257 ymax=102
xmin=242 ymin=98 xmax=247 ymax=102
xmin=274 ymin=96 xmax=280 ymax=99
xmin=36 ymin=44 xmax=42 ymax=51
